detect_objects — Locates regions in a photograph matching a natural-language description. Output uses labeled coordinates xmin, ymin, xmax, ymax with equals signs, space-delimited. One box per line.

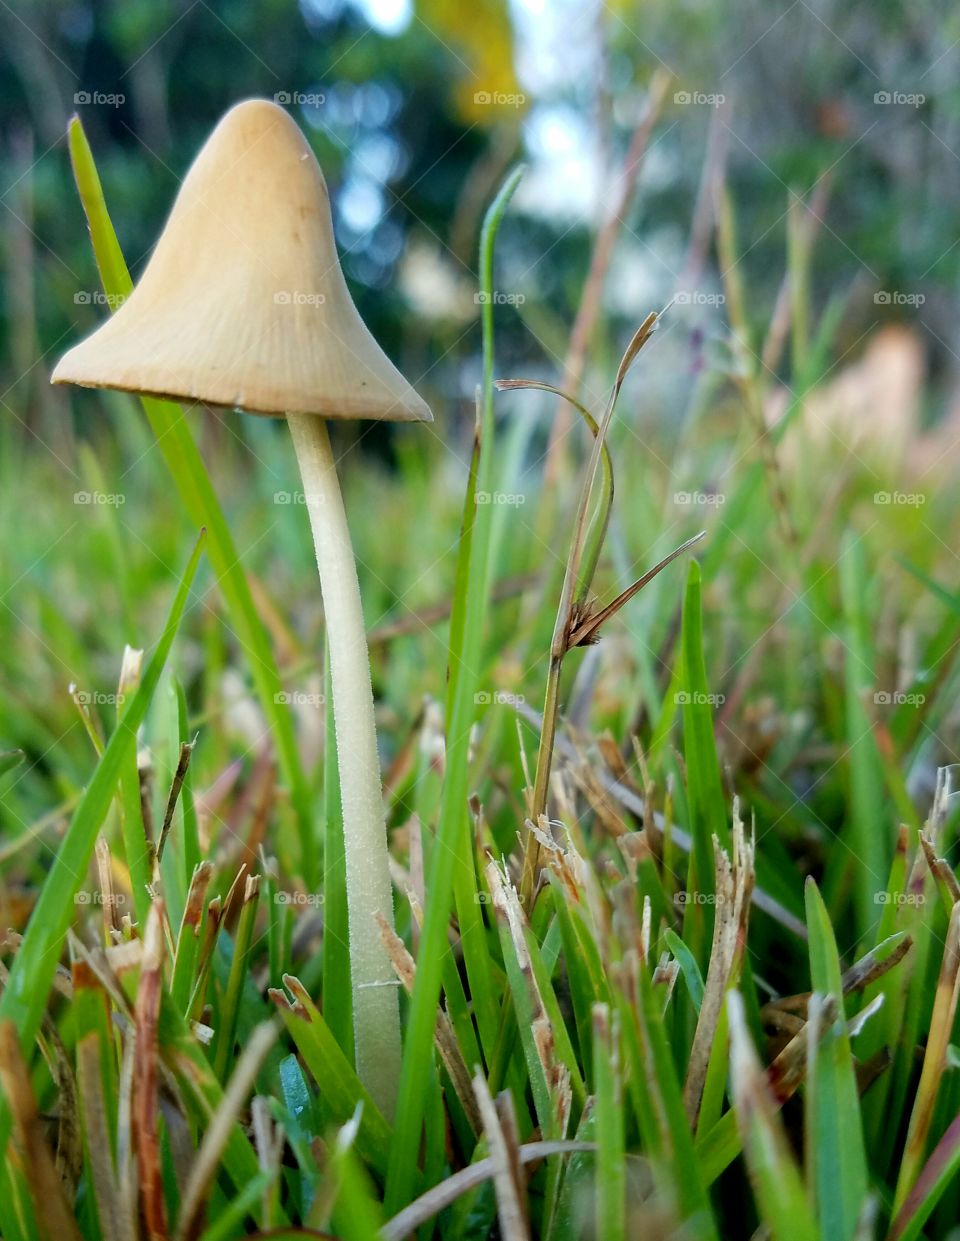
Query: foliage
xmin=2 ymin=4 xmax=960 ymax=1239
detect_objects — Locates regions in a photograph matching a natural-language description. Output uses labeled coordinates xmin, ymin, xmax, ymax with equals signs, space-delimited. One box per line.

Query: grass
xmin=1 ymin=118 xmax=959 ymax=1241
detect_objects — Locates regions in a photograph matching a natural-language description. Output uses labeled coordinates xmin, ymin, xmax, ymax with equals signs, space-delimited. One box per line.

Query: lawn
xmin=1 ymin=48 xmax=960 ymax=1241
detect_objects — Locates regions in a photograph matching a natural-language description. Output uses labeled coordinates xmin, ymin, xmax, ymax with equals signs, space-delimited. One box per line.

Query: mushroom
xmin=52 ymin=98 xmax=432 ymax=1117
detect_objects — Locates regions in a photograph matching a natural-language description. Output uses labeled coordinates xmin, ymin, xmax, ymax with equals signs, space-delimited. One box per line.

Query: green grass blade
xmin=0 ymin=533 xmax=204 ymax=1151
xmin=890 ymin=1111 xmax=960 ymax=1241
xmin=838 ymin=535 xmax=888 ymax=933
xmin=65 ymin=116 xmax=316 ymax=884
xmin=804 ymin=878 xmax=869 ymax=1240
xmin=664 ymin=927 xmax=705 ymax=1013
xmin=0 ymin=751 xmax=24 ymax=778
xmin=117 ymin=688 xmax=152 ymax=929
xmin=728 ymin=991 xmax=819 ymax=1241
xmin=892 ymin=902 xmax=960 ymax=1217
xmin=159 ymin=997 xmax=287 ymax=1226
xmin=213 ymin=875 xmax=261 ymax=1081
xmin=680 ymin=559 xmax=728 ymax=963
xmin=270 ymin=974 xmax=393 ymax=1177
xmin=621 ymin=957 xmax=716 ymax=1234
xmin=198 ymin=1170 xmax=274 ymax=1241
xmin=593 ymin=1004 xmax=625 ymax=1241
xmin=385 ymin=165 xmax=524 ymax=1214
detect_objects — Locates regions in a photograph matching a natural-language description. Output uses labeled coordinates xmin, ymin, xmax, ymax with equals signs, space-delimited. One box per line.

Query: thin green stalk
xmin=593 ymin=1004 xmax=625 ymax=1241
xmin=65 ymin=116 xmax=317 ymax=885
xmin=0 ymin=534 xmax=205 ymax=1156
xmin=213 ymin=874 xmax=261 ymax=1081
xmin=385 ymin=165 xmax=524 ymax=1214
xmin=517 ymin=315 xmax=664 ymax=905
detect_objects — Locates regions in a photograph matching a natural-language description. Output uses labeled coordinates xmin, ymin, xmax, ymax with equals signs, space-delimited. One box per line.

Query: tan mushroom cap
xmin=52 ymin=98 xmax=432 ymax=423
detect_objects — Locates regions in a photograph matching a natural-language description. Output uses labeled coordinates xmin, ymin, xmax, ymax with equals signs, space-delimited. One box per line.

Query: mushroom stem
xmin=286 ymin=412 xmax=401 ymax=1119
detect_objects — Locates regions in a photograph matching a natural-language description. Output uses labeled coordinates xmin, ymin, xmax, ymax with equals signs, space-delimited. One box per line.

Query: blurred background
xmin=1 ymin=0 xmax=958 ymax=932
xmin=3 ymin=0 xmax=959 ymax=438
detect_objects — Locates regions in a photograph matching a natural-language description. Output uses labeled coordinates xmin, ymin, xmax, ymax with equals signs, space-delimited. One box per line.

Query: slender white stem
xmin=286 ymin=412 xmax=401 ymax=1119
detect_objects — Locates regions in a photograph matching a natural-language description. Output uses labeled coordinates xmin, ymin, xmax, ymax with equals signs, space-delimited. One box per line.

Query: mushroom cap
xmin=52 ymin=99 xmax=432 ymax=423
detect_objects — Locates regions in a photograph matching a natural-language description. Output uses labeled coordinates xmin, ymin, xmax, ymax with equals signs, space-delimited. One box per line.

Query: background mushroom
xmin=52 ymin=98 xmax=432 ymax=1117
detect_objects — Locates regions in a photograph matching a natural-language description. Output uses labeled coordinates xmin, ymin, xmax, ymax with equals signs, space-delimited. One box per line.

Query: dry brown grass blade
xmin=496 ymin=1088 xmax=529 ymax=1203
xmin=514 ymin=699 xmax=809 ymax=940
xmin=570 ymin=762 xmax=629 ymax=839
xmin=156 ymin=735 xmax=197 ymax=863
xmin=220 ymin=863 xmax=249 ymax=928
xmin=95 ymin=832 xmax=123 ymax=937
xmin=68 ymin=932 xmax=141 ymax=1020
xmin=251 ymin=1094 xmax=285 ymax=1222
xmin=381 ymin=1139 xmax=599 ymax=1241
xmin=188 ymin=894 xmax=222 ymax=1021
xmin=0 ymin=1020 xmax=84 ymax=1241
xmin=177 ymin=861 xmax=214 ymax=942
xmin=73 ymin=957 xmax=136 ymax=1241
xmin=134 ymin=901 xmax=168 ymax=1241
xmin=918 ymin=831 xmax=960 ymax=908
xmin=1 ymin=932 xmax=74 ymax=998
xmin=760 ymin=995 xmax=839 ymax=1106
xmin=842 ymin=934 xmax=912 ymax=996
xmin=76 ymin=1021 xmax=135 ymax=1241
xmin=117 ymin=1016 xmax=137 ymax=1227
xmin=39 ymin=1016 xmax=84 ymax=1199
xmin=763 ymin=933 xmax=910 ymax=1042
xmin=614 ymin=313 xmax=660 ymax=394
xmin=566 ymin=530 xmax=706 ymax=648
xmin=473 ymin=1073 xmax=531 ymax=1241
xmin=893 ymin=901 xmax=960 ymax=1215
xmin=375 ymin=910 xmax=481 ymax=1134
xmin=175 ymin=1020 xmax=278 ymax=1241
xmin=683 ymin=804 xmax=755 ymax=1125
xmin=487 ymin=861 xmax=567 ymax=1104
xmin=544 ymin=69 xmax=671 ymax=481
